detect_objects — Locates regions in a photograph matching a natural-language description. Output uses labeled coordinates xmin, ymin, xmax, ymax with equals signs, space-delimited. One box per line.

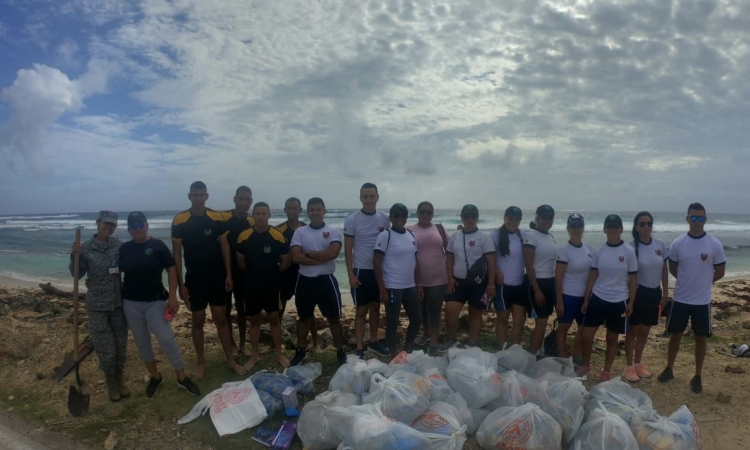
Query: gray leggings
xmin=420 ymin=284 xmax=447 ymax=331
xmin=385 ymin=287 xmax=422 ymax=355
xmin=123 ymin=299 xmax=184 ymax=371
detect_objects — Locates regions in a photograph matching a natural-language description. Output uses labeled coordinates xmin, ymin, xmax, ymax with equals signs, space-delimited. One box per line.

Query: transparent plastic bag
xmin=388 ymin=351 xmax=419 ymax=373
xmin=257 ymin=389 xmax=284 ymax=418
xmin=424 ymin=368 xmax=455 ymax=402
xmin=485 ymin=370 xmax=537 ymax=410
xmin=336 ymin=403 xmax=433 ymax=450
xmin=365 ymin=358 xmax=394 ymax=377
xmin=329 ymin=355 xmax=372 ymax=396
xmin=631 ymin=412 xmax=700 ymax=450
xmin=443 ymin=392 xmax=474 ymax=434
xmin=468 ymin=408 xmax=491 ymax=435
xmin=570 ymin=401 xmax=638 ymax=450
xmin=362 ymin=370 xmax=431 ymax=424
xmin=529 ymin=356 xmax=577 ymax=379
xmin=528 ymin=379 xmax=587 ymax=443
xmin=297 ymin=390 xmax=362 ymax=450
xmin=249 ymin=371 xmax=296 ymax=398
xmin=446 ymin=347 xmax=503 ymax=408
xmin=476 ymin=402 xmax=562 ymax=450
xmin=412 ymin=402 xmax=468 ymax=450
xmin=669 ymin=405 xmax=704 ymax=450
xmin=586 ymin=378 xmax=656 ymax=425
xmin=496 ymin=344 xmax=536 ymax=374
xmin=284 ymin=362 xmax=322 ymax=395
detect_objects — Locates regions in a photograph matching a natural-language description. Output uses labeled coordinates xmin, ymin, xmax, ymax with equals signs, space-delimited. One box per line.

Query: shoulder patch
xmin=206 ymin=208 xmax=225 ymax=222
xmin=172 ymin=210 xmax=191 ymax=226
xmin=276 ymin=221 xmax=288 ymax=234
xmin=218 ymin=210 xmax=233 ymax=221
xmin=269 ymin=227 xmax=286 ymax=244
xmin=237 ymin=228 xmax=254 ymax=245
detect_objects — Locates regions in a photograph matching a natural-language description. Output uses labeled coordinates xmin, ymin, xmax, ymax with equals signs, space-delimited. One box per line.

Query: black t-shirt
xmin=236 ymin=227 xmax=288 ymax=287
xmin=276 ymin=220 xmax=306 ymax=283
xmin=119 ymin=238 xmax=174 ymax=302
xmin=219 ymin=210 xmax=255 ymax=273
xmin=171 ymin=208 xmax=227 ymax=275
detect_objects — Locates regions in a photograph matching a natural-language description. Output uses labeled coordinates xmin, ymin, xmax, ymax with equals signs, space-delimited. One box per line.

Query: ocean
xmin=1 ymin=209 xmax=749 ymax=289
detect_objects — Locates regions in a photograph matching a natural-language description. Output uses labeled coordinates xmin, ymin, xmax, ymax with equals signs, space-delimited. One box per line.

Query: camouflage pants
xmin=88 ymin=308 xmax=128 ymax=375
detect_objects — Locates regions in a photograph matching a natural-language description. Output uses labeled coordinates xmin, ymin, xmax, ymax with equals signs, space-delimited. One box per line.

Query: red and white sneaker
xmin=635 ymin=364 xmax=653 ymax=378
xmin=623 ymin=366 xmax=640 ymax=382
xmin=600 ymin=371 xmax=612 ymax=382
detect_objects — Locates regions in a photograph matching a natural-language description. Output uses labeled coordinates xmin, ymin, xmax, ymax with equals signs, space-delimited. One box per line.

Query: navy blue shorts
xmin=185 ymin=271 xmax=227 ymax=312
xmin=630 ymin=285 xmax=661 ymax=327
xmin=527 ymin=277 xmax=555 ymax=319
xmin=666 ymin=301 xmax=712 ymax=337
xmin=446 ymin=278 xmax=489 ymax=310
xmin=582 ymin=293 xmax=628 ymax=334
xmin=493 ymin=283 xmax=526 ymax=312
xmin=351 ymin=268 xmax=380 ymax=307
xmin=559 ymin=294 xmax=585 ymax=325
xmin=295 ymin=274 xmax=342 ymax=319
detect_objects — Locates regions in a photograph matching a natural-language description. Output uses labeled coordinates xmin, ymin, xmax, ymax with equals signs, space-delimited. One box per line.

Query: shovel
xmin=67 ymin=228 xmax=90 ymax=417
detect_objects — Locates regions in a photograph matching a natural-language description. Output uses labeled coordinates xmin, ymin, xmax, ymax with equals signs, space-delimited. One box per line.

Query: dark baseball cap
xmin=127 ymin=211 xmax=148 ymax=226
xmin=461 ymin=204 xmax=479 ymax=218
xmin=567 ymin=213 xmax=585 ymax=227
xmin=389 ymin=203 xmax=408 ymax=217
xmin=504 ymin=206 xmax=523 ymax=219
xmin=98 ymin=210 xmax=118 ymax=225
xmin=536 ymin=204 xmax=555 ymax=218
xmin=604 ymin=214 xmax=623 ymax=228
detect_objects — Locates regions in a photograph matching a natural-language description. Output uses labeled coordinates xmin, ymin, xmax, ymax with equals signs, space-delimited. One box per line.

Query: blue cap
xmin=567 ymin=213 xmax=585 ymax=227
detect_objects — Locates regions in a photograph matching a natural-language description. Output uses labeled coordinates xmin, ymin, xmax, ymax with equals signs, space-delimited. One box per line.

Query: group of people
xmin=70 ymin=180 xmax=725 ymax=403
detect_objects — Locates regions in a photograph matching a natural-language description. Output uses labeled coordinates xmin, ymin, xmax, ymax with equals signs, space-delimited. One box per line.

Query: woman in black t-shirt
xmin=120 ymin=212 xmax=200 ymax=398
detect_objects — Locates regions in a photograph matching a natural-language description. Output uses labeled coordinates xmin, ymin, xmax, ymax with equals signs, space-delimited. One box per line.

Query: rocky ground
xmin=0 ymin=280 xmax=749 ymax=450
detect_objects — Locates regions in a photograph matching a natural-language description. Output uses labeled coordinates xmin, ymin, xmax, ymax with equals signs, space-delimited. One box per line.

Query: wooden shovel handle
xmin=73 ymin=228 xmax=81 ymax=361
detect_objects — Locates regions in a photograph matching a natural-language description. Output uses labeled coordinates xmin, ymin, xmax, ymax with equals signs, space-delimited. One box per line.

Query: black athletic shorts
xmin=242 ymin=284 xmax=282 ymax=317
xmin=225 ymin=269 xmax=246 ymax=313
xmin=185 ymin=270 xmax=227 ymax=312
xmin=630 ymin=285 xmax=661 ymax=327
xmin=351 ymin=268 xmax=380 ymax=307
xmin=279 ymin=266 xmax=299 ymax=302
xmin=582 ymin=293 xmax=628 ymax=334
xmin=527 ymin=277 xmax=555 ymax=319
xmin=493 ymin=283 xmax=526 ymax=312
xmin=446 ymin=277 xmax=489 ymax=310
xmin=296 ymin=274 xmax=342 ymax=319
xmin=666 ymin=301 xmax=712 ymax=337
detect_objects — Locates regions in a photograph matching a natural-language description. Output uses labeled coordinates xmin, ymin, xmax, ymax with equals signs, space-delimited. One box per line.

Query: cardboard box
xmin=281 ymin=386 xmax=298 ymax=410
xmin=271 ymin=421 xmax=297 ymax=450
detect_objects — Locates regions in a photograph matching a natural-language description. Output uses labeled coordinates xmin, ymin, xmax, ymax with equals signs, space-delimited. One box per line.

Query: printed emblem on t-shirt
xmin=264 ymin=246 xmax=271 ymax=254
xmin=378 ymin=226 xmax=385 ymax=232
xmin=377 ymin=242 xmax=382 ymax=247
xmin=656 ymin=249 xmax=662 ymax=256
xmin=701 ymin=253 xmax=708 ymax=261
xmin=469 ymin=240 xmax=476 ymax=246
xmin=587 ymin=253 xmax=592 ymax=258
xmin=618 ymin=256 xmax=625 ymax=262
xmin=204 ymin=229 xmax=213 ymax=237
xmin=323 ymin=231 xmax=330 ymax=239
xmin=145 ymin=248 xmax=154 ymax=256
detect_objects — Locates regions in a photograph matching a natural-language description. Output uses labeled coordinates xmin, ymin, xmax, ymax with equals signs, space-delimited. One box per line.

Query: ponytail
xmin=498 ymin=225 xmax=510 ymax=256
xmin=632 ymin=211 xmax=654 ymax=259
xmin=529 ymin=221 xmax=538 ymax=230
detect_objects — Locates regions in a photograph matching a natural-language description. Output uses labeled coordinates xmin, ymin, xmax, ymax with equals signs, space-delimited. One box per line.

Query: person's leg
xmin=385 ymin=289 xmax=403 ymax=359
xmin=496 ymin=311 xmax=510 ymax=349
xmin=402 ymin=288 xmax=422 ymax=352
xmin=122 ymin=300 xmax=156 ymax=372
xmin=144 ymin=301 xmax=184 ymax=377
xmin=444 ymin=301 xmax=462 ymax=340
xmin=666 ymin=332 xmax=684 ymax=370
xmin=328 ymin=316 xmax=344 ymax=350
xmin=634 ymin=325 xmax=651 ymax=364
xmin=297 ymin=315 xmax=312 ymax=349
xmin=580 ymin=326 xmax=598 ymax=369
xmin=510 ymin=304 xmax=527 ymax=345
xmin=355 ymin=304 xmax=369 ymax=351
xmin=604 ymin=329 xmax=619 ymax=374
xmin=529 ymin=318 xmax=547 ymax=354
xmin=209 ymin=304 xmax=245 ymax=375
xmin=572 ymin=325 xmax=583 ymax=359
xmin=190 ymin=310 xmax=207 ymax=378
xmin=426 ymin=285 xmax=446 ymax=349
xmin=88 ymin=310 xmax=119 ymax=401
xmin=625 ymin=325 xmax=638 ymax=367
xmin=244 ymin=313 xmax=262 ymax=371
xmin=695 ymin=335 xmax=706 ymax=376
xmin=467 ymin=306 xmax=483 ymax=347
xmin=237 ymin=309 xmax=248 ymax=357
xmin=309 ymin=315 xmax=321 ymax=351
xmin=420 ymin=292 xmax=430 ymax=338
xmin=556 ymin=323 xmax=572 ymax=358
xmin=225 ymin=291 xmax=236 ymax=353
xmin=368 ymin=300 xmax=381 ymax=345
xmin=268 ymin=311 xmax=289 ymax=368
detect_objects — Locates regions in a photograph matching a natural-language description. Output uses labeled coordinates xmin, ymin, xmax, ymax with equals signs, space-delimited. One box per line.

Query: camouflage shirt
xmin=69 ymin=236 xmax=122 ymax=311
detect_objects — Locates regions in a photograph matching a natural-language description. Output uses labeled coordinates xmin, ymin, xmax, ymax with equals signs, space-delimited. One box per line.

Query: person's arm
xmin=660 ymin=261 xmax=669 ymax=307
xmin=581 ymin=270 xmax=598 ymax=314
xmin=69 ymin=243 xmax=88 ymax=278
xmin=446 ymin=253 xmax=457 ymax=293
xmin=166 ymin=266 xmax=180 ymax=314
xmin=344 ymin=235 xmax=360 ymax=288
xmin=279 ymin=253 xmax=291 ymax=272
xmin=555 ymin=262 xmax=567 ymax=317
xmin=668 ymin=259 xmax=678 ymax=278
xmin=714 ymin=264 xmax=726 ymax=283
xmin=373 ymin=251 xmax=388 ymax=303
xmin=236 ymin=252 xmax=246 ymax=270
xmin=523 ymin=246 xmax=545 ymax=306
xmin=626 ymin=273 xmax=637 ymax=316
xmin=308 ymin=242 xmax=342 ymax=262
xmin=415 ymin=257 xmax=423 ymax=301
xmin=172 ymin=240 xmax=189 ymax=302
xmin=484 ymin=253 xmax=497 ymax=298
xmin=219 ymin=234 xmax=233 ymax=292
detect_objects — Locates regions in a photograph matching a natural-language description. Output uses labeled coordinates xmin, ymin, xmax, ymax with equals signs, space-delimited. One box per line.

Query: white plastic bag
xmin=669 ymin=405 xmax=704 ymax=450
xmin=467 ymin=408 xmax=490 ymax=435
xmin=631 ymin=411 xmax=700 ymax=450
xmin=362 ymin=370 xmax=431 ymax=424
xmin=329 ymin=355 xmax=372 ymax=396
xmin=336 ymin=404 xmax=433 ymax=450
xmin=443 ymin=392 xmax=474 ymax=434
xmin=412 ymin=401 xmax=467 ymax=450
xmin=284 ymin=362 xmax=323 ymax=395
xmin=496 ymin=344 xmax=536 ymax=374
xmin=570 ymin=401 xmax=638 ymax=450
xmin=297 ymin=390 xmax=362 ymax=450
xmin=529 ymin=356 xmax=577 ymax=379
xmin=446 ymin=347 xmax=502 ymax=408
xmin=477 ymin=403 xmax=562 ymax=450
xmin=365 ymin=358 xmax=394 ymax=377
xmin=424 ymin=368 xmax=455 ymax=402
xmin=485 ymin=370 xmax=536 ymax=410
xmin=586 ymin=378 xmax=656 ymax=425
xmin=528 ymin=379 xmax=587 ymax=443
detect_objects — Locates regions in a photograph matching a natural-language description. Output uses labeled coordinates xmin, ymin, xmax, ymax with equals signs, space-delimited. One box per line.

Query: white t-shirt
xmin=591 ymin=241 xmax=638 ymax=302
xmin=290 ymin=223 xmax=342 ymax=277
xmin=490 ymin=228 xmax=527 ymax=286
xmin=446 ymin=229 xmax=494 ymax=280
xmin=374 ymin=228 xmax=418 ymax=289
xmin=523 ymin=228 xmax=558 ymax=279
xmin=669 ymin=232 xmax=726 ymax=305
xmin=344 ymin=209 xmax=391 ymax=270
xmin=628 ymin=238 xmax=669 ymax=289
xmin=556 ymin=241 xmax=594 ymax=297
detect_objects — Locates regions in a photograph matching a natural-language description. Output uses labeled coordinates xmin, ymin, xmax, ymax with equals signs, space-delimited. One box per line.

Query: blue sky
xmin=1 ymin=0 xmax=750 ymax=215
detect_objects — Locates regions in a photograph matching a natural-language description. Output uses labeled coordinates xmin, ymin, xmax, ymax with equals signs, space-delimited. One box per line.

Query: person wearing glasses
xmin=374 ymin=203 xmax=423 ymax=360
xmin=407 ymin=201 xmax=449 ymax=356
xmin=443 ymin=204 xmax=496 ymax=350
xmin=490 ymin=206 xmax=527 ymax=349
xmin=523 ymin=205 xmax=558 ymax=356
xmin=622 ymin=212 xmax=669 ymax=383
xmin=658 ymin=203 xmax=725 ymax=394
xmin=119 ymin=212 xmax=200 ymax=398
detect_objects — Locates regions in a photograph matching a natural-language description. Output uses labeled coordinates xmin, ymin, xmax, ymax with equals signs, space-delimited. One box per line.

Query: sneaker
xmin=690 ymin=375 xmax=703 ymax=394
xmin=367 ymin=341 xmax=390 ymax=357
xmin=177 ymin=377 xmax=201 ymax=396
xmin=146 ymin=375 xmax=163 ymax=398
xmin=355 ymin=349 xmax=365 ymax=360
xmin=336 ymin=349 xmax=347 ymax=367
xmin=622 ymin=366 xmax=640 ymax=382
xmin=289 ymin=348 xmax=307 ymax=366
xmin=428 ymin=346 xmax=438 ymax=357
xmin=414 ymin=334 xmax=429 ymax=347
xmin=575 ymin=365 xmax=591 ymax=378
xmin=658 ymin=367 xmax=674 ymax=383
xmin=437 ymin=338 xmax=458 ymax=353
xmin=635 ymin=364 xmax=653 ymax=378
xmin=600 ymin=371 xmax=612 ymax=382
xmin=572 ymin=356 xmax=584 ymax=368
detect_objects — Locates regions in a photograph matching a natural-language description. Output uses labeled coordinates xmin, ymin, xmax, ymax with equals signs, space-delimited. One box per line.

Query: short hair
xmin=360 ymin=182 xmax=378 ymax=195
xmin=688 ymin=202 xmax=706 ymax=214
xmin=253 ymin=202 xmax=270 ymax=212
xmin=307 ymin=197 xmax=326 ymax=209
xmin=190 ymin=181 xmax=207 ymax=192
xmin=235 ymin=186 xmax=252 ymax=196
xmin=285 ymin=197 xmax=302 ymax=208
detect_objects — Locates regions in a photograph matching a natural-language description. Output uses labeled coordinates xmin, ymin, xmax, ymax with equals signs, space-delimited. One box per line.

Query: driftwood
xmin=38 ymin=283 xmax=86 ymax=300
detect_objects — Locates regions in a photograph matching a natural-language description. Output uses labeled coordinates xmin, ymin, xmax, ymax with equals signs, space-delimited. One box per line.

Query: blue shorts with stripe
xmin=666 ymin=301 xmax=712 ymax=337
xmin=295 ymin=274 xmax=342 ymax=319
xmin=351 ymin=268 xmax=380 ymax=307
xmin=492 ymin=283 xmax=527 ymax=312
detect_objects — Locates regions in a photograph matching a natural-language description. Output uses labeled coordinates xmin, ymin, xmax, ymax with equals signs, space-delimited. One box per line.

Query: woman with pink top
xmin=407 ymin=201 xmax=449 ymax=356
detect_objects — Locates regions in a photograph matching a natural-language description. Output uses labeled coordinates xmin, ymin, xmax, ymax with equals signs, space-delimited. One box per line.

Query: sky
xmin=1 ymin=0 xmax=749 ymax=215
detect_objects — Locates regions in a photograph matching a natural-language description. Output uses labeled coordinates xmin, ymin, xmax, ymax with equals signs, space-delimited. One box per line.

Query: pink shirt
xmin=407 ymin=224 xmax=448 ymax=287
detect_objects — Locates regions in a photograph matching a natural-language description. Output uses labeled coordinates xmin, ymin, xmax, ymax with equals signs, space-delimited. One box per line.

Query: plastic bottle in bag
xmin=528 ymin=378 xmax=587 ymax=443
xmin=476 ymin=402 xmax=562 ymax=450
xmin=362 ymin=370 xmax=431 ymax=424
xmin=283 ymin=362 xmax=323 ymax=395
xmin=297 ymin=390 xmax=362 ymax=450
xmin=335 ymin=404 xmax=433 ymax=450
xmin=631 ymin=413 xmax=700 ymax=450
xmin=570 ymin=401 xmax=639 ymax=450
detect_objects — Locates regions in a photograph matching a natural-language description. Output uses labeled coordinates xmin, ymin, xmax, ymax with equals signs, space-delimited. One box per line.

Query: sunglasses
xmin=417 ymin=210 xmax=433 ymax=216
xmin=129 ymin=222 xmax=146 ymax=231
xmin=638 ymin=221 xmax=653 ymax=228
xmin=689 ymin=215 xmax=707 ymax=223
xmin=462 ymin=214 xmax=478 ymax=220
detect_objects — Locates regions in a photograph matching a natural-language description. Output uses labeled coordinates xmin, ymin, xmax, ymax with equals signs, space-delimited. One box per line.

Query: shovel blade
xmin=67 ymin=384 xmax=90 ymax=417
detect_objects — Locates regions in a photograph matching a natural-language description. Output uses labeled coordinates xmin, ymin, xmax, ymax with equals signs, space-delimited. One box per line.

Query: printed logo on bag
xmin=691 ymin=419 xmax=704 ymax=450
xmin=700 ymin=253 xmax=708 ymax=261
xmin=204 ymin=229 xmax=213 ymax=237
xmin=392 ymin=351 xmax=409 ymax=364
xmin=263 ymin=246 xmax=271 ymax=254
xmin=145 ymin=248 xmax=154 ymax=256
xmin=213 ymin=393 xmax=229 ymax=414
xmin=491 ymin=373 xmax=503 ymax=385
xmin=429 ymin=373 xmax=447 ymax=381
xmin=323 ymin=231 xmax=330 ymax=239
xmin=418 ymin=412 xmax=449 ymax=430
xmin=469 ymin=240 xmax=476 ymax=246
xmin=378 ymin=226 xmax=385 ymax=232
xmin=224 ymin=388 xmax=252 ymax=405
xmin=501 ymin=416 xmax=533 ymax=445
xmin=656 ymin=249 xmax=662 ymax=256
xmin=618 ymin=256 xmax=625 ymax=262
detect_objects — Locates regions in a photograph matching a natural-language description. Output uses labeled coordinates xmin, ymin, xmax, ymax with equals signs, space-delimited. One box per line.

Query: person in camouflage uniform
xmin=70 ymin=211 xmax=130 ymax=402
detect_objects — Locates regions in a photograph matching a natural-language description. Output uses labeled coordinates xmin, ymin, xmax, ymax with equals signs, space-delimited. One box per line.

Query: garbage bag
xmin=477 ymin=402 xmax=562 ymax=450
xmin=365 ymin=358 xmax=394 ymax=377
xmin=496 ymin=344 xmax=536 ymax=374
xmin=446 ymin=346 xmax=464 ymax=362
xmin=257 ymin=389 xmax=284 ymax=418
xmin=468 ymin=408 xmax=491 ymax=435
xmin=529 ymin=356 xmax=577 ymax=379
xmin=570 ymin=401 xmax=638 ymax=450
xmin=424 ymin=368 xmax=455 ymax=402
xmin=284 ymin=362 xmax=322 ymax=395
xmin=669 ymin=405 xmax=704 ymax=450
xmin=336 ymin=403 xmax=433 ymax=450
xmin=586 ymin=378 xmax=656 ymax=425
xmin=329 ymin=355 xmax=372 ymax=396
xmin=446 ymin=347 xmax=502 ymax=408
xmin=631 ymin=412 xmax=701 ymax=450
xmin=412 ymin=402 xmax=467 ymax=450
xmin=249 ymin=371 xmax=296 ymax=398
xmin=297 ymin=390 xmax=362 ymax=450
xmin=337 ymin=443 xmax=355 ymax=450
xmin=528 ymin=379 xmax=587 ymax=443
xmin=362 ymin=370 xmax=431 ymax=424
xmin=443 ymin=392 xmax=474 ymax=434
xmin=485 ymin=370 xmax=536 ymax=410
xmin=388 ymin=351 xmax=419 ymax=373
